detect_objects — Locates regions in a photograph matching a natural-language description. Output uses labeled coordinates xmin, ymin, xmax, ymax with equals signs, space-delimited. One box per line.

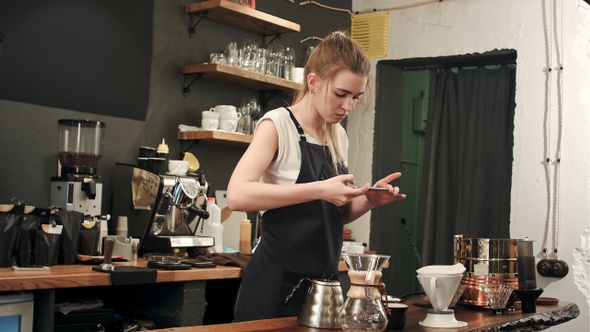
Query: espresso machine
xmin=50 ymin=119 xmax=106 ymax=218
xmin=111 ymin=163 xmax=214 ymax=255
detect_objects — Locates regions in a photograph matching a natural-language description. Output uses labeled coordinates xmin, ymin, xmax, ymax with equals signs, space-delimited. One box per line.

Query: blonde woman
xmin=227 ymin=31 xmax=406 ymax=322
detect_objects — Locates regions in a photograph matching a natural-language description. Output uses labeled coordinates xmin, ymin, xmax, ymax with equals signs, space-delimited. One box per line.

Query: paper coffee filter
xmin=416 ymin=263 xmax=465 ymax=275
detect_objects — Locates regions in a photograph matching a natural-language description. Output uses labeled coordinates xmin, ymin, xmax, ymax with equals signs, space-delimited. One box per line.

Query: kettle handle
xmin=283 ymin=277 xmax=312 ymax=306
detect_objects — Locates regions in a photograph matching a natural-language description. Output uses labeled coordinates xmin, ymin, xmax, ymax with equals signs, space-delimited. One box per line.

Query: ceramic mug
xmin=202 ymin=119 xmax=219 ymax=130
xmin=219 ymin=119 xmax=238 ymax=132
xmin=386 ymin=303 xmax=408 ymax=329
xmin=202 ymin=110 xmax=220 ymax=120
xmin=210 ymin=105 xmax=237 ymax=115
xmin=219 ymin=111 xmax=242 ymax=121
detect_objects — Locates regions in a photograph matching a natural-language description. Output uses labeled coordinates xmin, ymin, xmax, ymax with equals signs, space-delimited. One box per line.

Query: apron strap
xmin=285 ymin=107 xmax=306 ymax=142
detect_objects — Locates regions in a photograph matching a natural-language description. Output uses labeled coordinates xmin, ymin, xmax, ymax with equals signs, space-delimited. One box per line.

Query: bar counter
xmin=0 ymin=259 xmax=242 ymax=331
xmin=151 ymin=301 xmax=579 ymax=332
xmin=0 ymin=258 xmax=242 ymax=292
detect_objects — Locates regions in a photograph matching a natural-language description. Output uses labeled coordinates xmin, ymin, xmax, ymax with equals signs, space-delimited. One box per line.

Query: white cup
xmin=293 ymin=67 xmax=305 ymax=83
xmin=168 ymin=160 xmax=190 ymax=175
xmin=202 ymin=110 xmax=220 ymax=120
xmin=219 ymin=111 xmax=242 ymax=121
xmin=211 ymin=105 xmax=236 ymax=115
xmin=116 ymin=216 xmax=128 ymax=237
xmin=219 ymin=119 xmax=238 ymax=132
xmin=202 ymin=119 xmax=219 ymax=130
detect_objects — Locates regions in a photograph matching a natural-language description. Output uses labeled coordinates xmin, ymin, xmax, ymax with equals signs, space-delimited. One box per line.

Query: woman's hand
xmin=365 ymin=172 xmax=406 ymax=207
xmin=321 ymin=174 xmax=367 ymax=206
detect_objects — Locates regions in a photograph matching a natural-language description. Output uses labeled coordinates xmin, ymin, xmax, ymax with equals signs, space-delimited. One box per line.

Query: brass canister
xmin=453 ymin=235 xmax=525 ymax=306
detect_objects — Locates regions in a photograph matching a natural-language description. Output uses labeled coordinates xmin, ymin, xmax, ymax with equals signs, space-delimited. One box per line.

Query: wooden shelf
xmin=182 ymin=63 xmax=301 ymax=95
xmin=186 ymin=0 xmax=300 ymax=36
xmin=181 ymin=0 xmax=301 ymax=148
xmin=178 ymin=130 xmax=253 ymax=147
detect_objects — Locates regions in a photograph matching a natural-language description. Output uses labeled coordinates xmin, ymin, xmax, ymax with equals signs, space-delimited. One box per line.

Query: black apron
xmin=233 ymin=108 xmax=347 ymax=322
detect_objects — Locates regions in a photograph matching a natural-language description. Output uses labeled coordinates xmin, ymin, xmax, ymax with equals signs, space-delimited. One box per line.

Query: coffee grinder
xmin=50 ymin=119 xmax=106 ymax=219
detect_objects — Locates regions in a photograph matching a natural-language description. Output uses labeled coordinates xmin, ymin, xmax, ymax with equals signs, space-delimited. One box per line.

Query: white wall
xmin=348 ymin=0 xmax=590 ymax=330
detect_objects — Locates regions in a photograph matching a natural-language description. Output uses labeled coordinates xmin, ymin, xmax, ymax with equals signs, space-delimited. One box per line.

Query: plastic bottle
xmin=240 ymin=213 xmax=252 ymax=254
xmin=156 ymin=138 xmax=169 ymax=169
xmin=205 ymin=197 xmax=223 ymax=253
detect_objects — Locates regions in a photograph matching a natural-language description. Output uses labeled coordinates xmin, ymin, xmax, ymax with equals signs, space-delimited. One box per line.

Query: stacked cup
xmin=210 ymin=105 xmax=241 ymax=132
xmin=202 ymin=110 xmax=220 ymax=130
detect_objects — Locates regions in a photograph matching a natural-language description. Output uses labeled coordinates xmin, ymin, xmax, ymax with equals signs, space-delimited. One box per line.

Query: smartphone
xmin=12 ymin=265 xmax=50 ymax=272
xmin=368 ymin=186 xmax=389 ymax=191
xmin=346 ymin=183 xmax=389 ymax=191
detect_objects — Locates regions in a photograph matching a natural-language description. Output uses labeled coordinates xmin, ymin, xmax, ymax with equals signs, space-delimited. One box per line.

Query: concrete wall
xmin=0 ymin=0 xmax=349 ymax=212
xmin=348 ymin=0 xmax=589 ymax=330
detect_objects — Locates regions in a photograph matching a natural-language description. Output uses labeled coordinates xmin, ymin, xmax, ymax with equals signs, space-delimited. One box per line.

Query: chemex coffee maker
xmin=111 ymin=163 xmax=214 ymax=255
xmin=50 ymin=119 xmax=106 ymax=218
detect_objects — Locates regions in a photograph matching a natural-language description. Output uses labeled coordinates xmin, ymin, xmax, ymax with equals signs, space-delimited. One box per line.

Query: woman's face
xmin=313 ymin=69 xmax=367 ymax=124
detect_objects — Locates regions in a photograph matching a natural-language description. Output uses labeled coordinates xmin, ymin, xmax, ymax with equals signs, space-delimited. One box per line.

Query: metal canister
xmin=453 ymin=235 xmax=525 ymax=306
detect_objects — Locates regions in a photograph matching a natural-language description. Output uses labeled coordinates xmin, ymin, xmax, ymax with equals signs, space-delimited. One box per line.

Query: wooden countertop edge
xmin=148 ymin=302 xmax=579 ymax=332
xmin=0 ymin=260 xmax=242 ymax=291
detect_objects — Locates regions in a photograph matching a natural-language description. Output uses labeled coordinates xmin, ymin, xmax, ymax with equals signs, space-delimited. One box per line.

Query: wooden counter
xmin=0 ymin=259 xmax=242 ymax=332
xmin=0 ymin=259 xmax=242 ymax=292
xmin=150 ymin=301 xmax=580 ymax=332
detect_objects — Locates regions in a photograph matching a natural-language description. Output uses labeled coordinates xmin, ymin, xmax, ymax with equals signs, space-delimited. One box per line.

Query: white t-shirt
xmin=256 ymin=107 xmax=349 ymax=186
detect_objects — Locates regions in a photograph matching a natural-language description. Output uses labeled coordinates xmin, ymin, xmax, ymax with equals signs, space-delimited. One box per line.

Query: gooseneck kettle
xmin=284 ymin=277 xmax=344 ymax=329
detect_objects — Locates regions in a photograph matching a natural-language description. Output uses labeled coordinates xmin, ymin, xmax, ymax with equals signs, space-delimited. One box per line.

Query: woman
xmin=226 ymin=31 xmax=406 ymax=322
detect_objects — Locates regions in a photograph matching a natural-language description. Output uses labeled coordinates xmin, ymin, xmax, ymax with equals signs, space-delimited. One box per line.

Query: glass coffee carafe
xmin=340 ymin=253 xmax=391 ymax=332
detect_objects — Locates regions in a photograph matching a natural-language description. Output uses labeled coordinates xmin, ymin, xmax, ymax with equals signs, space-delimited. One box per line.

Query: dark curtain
xmin=420 ymin=66 xmax=516 ymax=265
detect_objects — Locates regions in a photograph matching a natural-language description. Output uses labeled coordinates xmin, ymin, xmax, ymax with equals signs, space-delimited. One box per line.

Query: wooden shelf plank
xmin=182 ymin=63 xmax=301 ymax=95
xmin=186 ymin=0 xmax=300 ymax=35
xmin=178 ymin=130 xmax=253 ymax=147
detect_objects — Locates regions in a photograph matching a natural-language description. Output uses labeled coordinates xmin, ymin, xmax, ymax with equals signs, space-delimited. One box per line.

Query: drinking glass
xmin=226 ymin=41 xmax=240 ymax=67
xmin=241 ymin=96 xmax=261 ymax=119
xmin=241 ymin=39 xmax=258 ymax=71
xmin=210 ymin=53 xmax=225 ymax=64
xmin=265 ymin=43 xmax=284 ymax=77
xmin=255 ymin=47 xmax=268 ymax=74
xmin=282 ymin=46 xmax=296 ymax=80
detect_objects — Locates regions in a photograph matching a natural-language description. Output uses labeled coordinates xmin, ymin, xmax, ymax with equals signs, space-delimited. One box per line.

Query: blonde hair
xmin=293 ymin=31 xmax=371 ymax=172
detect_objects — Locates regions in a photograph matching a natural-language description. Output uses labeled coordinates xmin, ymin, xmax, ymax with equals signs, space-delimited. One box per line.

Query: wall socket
xmin=536 ymin=258 xmax=569 ymax=278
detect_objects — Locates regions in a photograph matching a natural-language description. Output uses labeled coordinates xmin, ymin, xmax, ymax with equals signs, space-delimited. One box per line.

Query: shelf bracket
xmin=263 ymin=34 xmax=282 ymax=48
xmin=183 ymin=73 xmax=204 ymax=96
xmin=180 ymin=139 xmax=199 ymax=154
xmin=188 ymin=11 xmax=209 ymax=38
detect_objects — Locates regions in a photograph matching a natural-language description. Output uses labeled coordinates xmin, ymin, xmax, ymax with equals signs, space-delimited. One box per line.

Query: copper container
xmin=454 ymin=235 xmax=524 ymax=306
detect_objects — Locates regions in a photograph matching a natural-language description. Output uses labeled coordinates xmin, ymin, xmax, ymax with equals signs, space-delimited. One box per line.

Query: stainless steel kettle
xmin=285 ymin=277 xmax=344 ymax=329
